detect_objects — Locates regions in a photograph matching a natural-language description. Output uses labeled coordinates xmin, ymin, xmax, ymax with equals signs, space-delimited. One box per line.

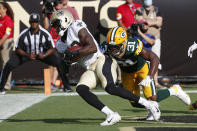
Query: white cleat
xmin=0 ymin=89 xmax=5 ymax=95
xmin=100 ymin=112 xmax=121 ymax=126
xmin=171 ymin=84 xmax=191 ymax=105
xmin=146 ymin=110 xmax=154 ymax=121
xmin=148 ymin=101 xmax=161 ymax=121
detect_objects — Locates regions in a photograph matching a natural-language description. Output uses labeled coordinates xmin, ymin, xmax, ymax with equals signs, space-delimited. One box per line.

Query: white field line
xmin=0 ymin=90 xmax=196 ymax=123
xmin=0 ymin=94 xmax=47 ymax=123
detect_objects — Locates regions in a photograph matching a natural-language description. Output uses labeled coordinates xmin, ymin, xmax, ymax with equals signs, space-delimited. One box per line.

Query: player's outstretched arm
xmin=188 ymin=41 xmax=197 ymax=58
xmin=138 ymin=48 xmax=159 ymax=87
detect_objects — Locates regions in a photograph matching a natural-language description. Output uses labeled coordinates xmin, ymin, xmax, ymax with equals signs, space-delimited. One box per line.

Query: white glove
xmin=188 ymin=41 xmax=197 ymax=58
xmin=138 ymin=75 xmax=153 ymax=87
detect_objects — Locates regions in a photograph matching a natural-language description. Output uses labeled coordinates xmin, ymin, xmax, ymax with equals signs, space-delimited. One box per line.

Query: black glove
xmin=64 ymin=50 xmax=80 ymax=62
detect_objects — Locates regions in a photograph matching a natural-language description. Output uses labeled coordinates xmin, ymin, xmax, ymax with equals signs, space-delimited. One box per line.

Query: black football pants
xmin=0 ymin=51 xmax=70 ymax=90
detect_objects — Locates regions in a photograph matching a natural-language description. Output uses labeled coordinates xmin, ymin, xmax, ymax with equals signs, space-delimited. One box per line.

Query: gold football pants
xmin=121 ymin=63 xmax=156 ymax=99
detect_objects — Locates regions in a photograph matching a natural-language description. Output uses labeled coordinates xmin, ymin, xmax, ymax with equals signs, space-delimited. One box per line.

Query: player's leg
xmin=137 ymin=63 xmax=190 ymax=105
xmin=162 ymin=84 xmax=191 ymax=105
xmin=0 ymin=53 xmax=26 ymax=93
xmin=155 ymin=84 xmax=191 ymax=105
xmin=76 ymin=69 xmax=120 ymax=126
xmin=97 ymin=55 xmax=160 ymax=121
xmin=42 ymin=52 xmax=72 ymax=92
xmin=137 ymin=63 xmax=158 ymax=120
xmin=121 ymin=71 xmax=145 ymax=108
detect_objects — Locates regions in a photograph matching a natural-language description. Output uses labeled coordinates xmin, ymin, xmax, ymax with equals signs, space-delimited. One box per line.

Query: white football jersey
xmin=56 ymin=20 xmax=103 ymax=69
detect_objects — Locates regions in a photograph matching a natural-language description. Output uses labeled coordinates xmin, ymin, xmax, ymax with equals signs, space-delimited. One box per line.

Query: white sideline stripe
xmin=0 ymin=92 xmax=109 ymax=123
xmin=0 ymin=94 xmax=47 ymax=123
xmin=0 ymin=90 xmax=196 ymax=123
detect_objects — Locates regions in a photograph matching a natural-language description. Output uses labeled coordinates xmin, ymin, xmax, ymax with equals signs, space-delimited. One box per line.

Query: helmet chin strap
xmin=116 ymin=42 xmax=126 ymax=58
xmin=58 ymin=20 xmax=73 ymax=36
xmin=58 ymin=27 xmax=66 ymax=36
xmin=59 ymin=30 xmax=65 ymax=36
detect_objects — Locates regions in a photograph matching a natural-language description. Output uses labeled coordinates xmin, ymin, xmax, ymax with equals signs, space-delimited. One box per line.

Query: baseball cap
xmin=29 ymin=13 xmax=40 ymax=23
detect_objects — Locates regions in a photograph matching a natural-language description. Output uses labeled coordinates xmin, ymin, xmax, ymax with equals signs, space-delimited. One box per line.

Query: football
xmin=68 ymin=43 xmax=82 ymax=62
xmin=68 ymin=45 xmax=83 ymax=52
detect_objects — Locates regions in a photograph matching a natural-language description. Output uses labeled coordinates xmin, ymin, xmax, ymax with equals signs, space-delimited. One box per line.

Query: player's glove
xmin=64 ymin=50 xmax=80 ymax=62
xmin=188 ymin=41 xmax=197 ymax=58
xmin=138 ymin=75 xmax=153 ymax=87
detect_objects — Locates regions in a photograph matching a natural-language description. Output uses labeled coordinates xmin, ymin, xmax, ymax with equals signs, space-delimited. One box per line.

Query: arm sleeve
xmin=146 ymin=34 xmax=155 ymax=40
xmin=16 ymin=35 xmax=25 ymax=50
xmin=5 ymin=20 xmax=13 ymax=36
xmin=73 ymin=20 xmax=87 ymax=36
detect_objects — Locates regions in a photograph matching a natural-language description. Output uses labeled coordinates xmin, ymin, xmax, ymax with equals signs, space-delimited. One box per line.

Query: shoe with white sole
xmin=100 ymin=112 xmax=121 ymax=126
xmin=148 ymin=101 xmax=161 ymax=121
xmin=0 ymin=89 xmax=5 ymax=95
xmin=171 ymin=84 xmax=191 ymax=105
xmin=146 ymin=110 xmax=154 ymax=121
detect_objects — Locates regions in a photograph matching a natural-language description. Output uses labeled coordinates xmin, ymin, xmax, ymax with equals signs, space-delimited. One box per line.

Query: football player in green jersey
xmin=101 ymin=26 xmax=191 ymax=120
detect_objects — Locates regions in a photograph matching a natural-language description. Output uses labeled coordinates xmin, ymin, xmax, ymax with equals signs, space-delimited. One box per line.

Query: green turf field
xmin=0 ymin=87 xmax=197 ymax=131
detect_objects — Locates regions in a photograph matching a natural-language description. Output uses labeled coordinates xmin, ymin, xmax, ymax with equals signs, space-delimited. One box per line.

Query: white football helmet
xmin=51 ymin=9 xmax=74 ymax=36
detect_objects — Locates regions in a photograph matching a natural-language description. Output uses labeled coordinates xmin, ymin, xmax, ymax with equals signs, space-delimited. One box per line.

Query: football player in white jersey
xmin=188 ymin=41 xmax=197 ymax=110
xmin=51 ymin=9 xmax=161 ymax=126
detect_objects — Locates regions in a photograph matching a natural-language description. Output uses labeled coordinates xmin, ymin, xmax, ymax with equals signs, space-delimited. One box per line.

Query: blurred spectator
xmin=0 ymin=13 xmax=70 ymax=94
xmin=0 ymin=2 xmax=14 ymax=91
xmin=136 ymin=0 xmax=163 ymax=88
xmin=43 ymin=0 xmax=63 ymax=91
xmin=61 ymin=0 xmax=79 ymax=20
xmin=128 ymin=21 xmax=155 ymax=50
xmin=116 ymin=0 xmax=141 ymax=30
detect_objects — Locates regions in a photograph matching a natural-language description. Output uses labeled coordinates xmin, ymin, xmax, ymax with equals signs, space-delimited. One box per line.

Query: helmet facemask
xmin=108 ymin=40 xmax=126 ymax=58
xmin=51 ymin=10 xmax=74 ymax=36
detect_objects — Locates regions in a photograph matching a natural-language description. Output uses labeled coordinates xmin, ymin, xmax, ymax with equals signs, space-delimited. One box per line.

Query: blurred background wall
xmin=5 ymin=0 xmax=197 ymax=83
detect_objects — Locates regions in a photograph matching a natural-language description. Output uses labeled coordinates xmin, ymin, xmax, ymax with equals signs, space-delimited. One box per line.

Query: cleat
xmin=0 ymin=89 xmax=6 ymax=95
xmin=146 ymin=110 xmax=154 ymax=121
xmin=171 ymin=85 xmax=191 ymax=105
xmin=64 ymin=88 xmax=73 ymax=93
xmin=51 ymin=84 xmax=57 ymax=92
xmin=189 ymin=101 xmax=197 ymax=110
xmin=148 ymin=101 xmax=161 ymax=121
xmin=100 ymin=112 xmax=121 ymax=126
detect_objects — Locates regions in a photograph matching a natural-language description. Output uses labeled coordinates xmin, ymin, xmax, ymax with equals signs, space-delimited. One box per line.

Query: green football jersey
xmin=100 ymin=38 xmax=146 ymax=73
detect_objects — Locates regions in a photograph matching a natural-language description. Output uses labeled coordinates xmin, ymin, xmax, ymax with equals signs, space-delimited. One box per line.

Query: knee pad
xmin=76 ymin=85 xmax=89 ymax=94
xmin=5 ymin=62 xmax=15 ymax=71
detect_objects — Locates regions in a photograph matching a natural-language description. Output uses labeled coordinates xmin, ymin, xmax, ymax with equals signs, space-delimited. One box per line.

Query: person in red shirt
xmin=116 ymin=0 xmax=141 ymax=30
xmin=61 ymin=0 xmax=79 ymax=20
xmin=0 ymin=2 xmax=14 ymax=91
